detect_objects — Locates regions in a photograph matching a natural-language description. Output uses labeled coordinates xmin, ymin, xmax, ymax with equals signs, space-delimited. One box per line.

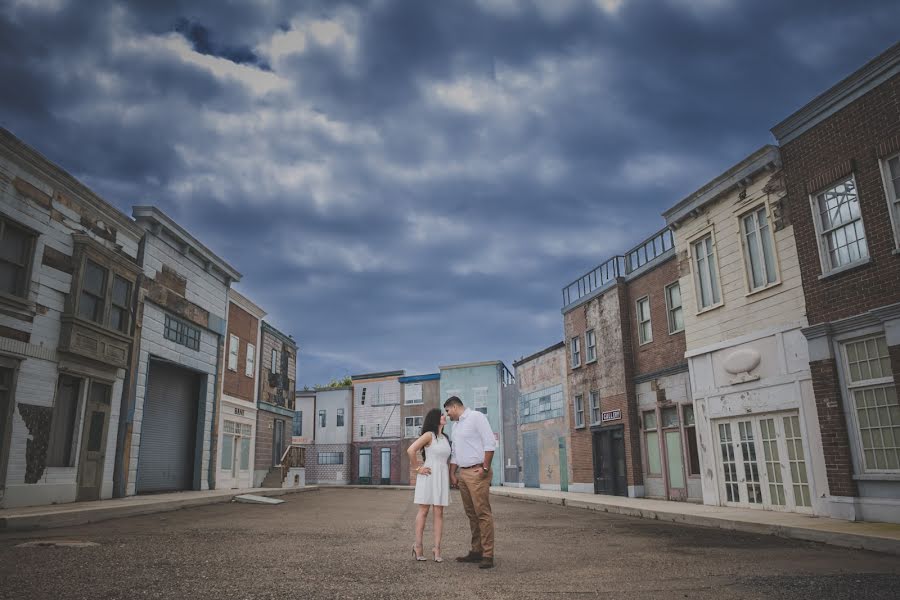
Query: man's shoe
xmin=478 ymin=557 xmax=494 ymax=569
xmin=455 ymin=552 xmax=482 ymax=563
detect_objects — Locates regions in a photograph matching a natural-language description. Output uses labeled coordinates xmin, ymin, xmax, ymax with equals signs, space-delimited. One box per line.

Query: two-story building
xmin=351 ymin=371 xmax=403 ymax=484
xmin=254 ymin=321 xmax=297 ymax=487
xmin=771 ymin=43 xmax=900 ymax=523
xmin=663 ymin=146 xmax=828 ymax=515
xmin=400 ymin=373 xmax=441 ymax=485
xmin=307 ymin=386 xmax=352 ymax=485
xmin=514 ymin=342 xmax=570 ymax=491
xmin=216 ymin=289 xmax=266 ymax=490
xmin=0 ymin=128 xmax=143 ymax=508
xmin=293 ymin=390 xmax=316 ymax=446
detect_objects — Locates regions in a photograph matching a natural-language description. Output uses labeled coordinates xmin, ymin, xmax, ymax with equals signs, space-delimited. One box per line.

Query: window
xmin=574 ymin=394 xmax=585 ymax=428
xmin=360 ymin=423 xmax=365 ymax=438
xmin=47 ymin=375 xmax=82 ymax=467
xmin=361 ymin=387 xmax=366 ymax=405
xmin=164 ymin=315 xmax=200 ymax=351
xmin=665 ymin=282 xmax=684 ymax=334
xmin=405 ymin=416 xmax=423 ymax=438
xmin=636 ymin=296 xmax=652 ymax=344
xmin=337 ymin=408 xmax=345 ymax=427
xmin=109 ymin=276 xmax=131 ymax=333
xmin=404 ymin=383 xmax=423 ymax=405
xmin=0 ymin=216 xmax=36 ymax=299
xmin=812 ymin=176 xmax=868 ymax=272
xmin=271 ymin=349 xmax=279 ymax=375
xmin=375 ymin=423 xmax=381 ymax=437
xmin=293 ymin=411 xmax=303 ymax=436
xmin=644 ymin=411 xmax=661 ymax=476
xmin=683 ymin=405 xmax=700 ymax=476
xmin=881 ymin=153 xmax=900 ymax=247
xmin=222 ymin=421 xmax=252 ymax=471
xmin=318 ymin=451 xmax=344 ymax=465
xmin=741 ymin=205 xmax=779 ymax=290
xmin=78 ymin=260 xmax=106 ymax=323
xmin=571 ymin=336 xmax=581 ymax=368
xmin=228 ymin=334 xmax=239 ymax=371
xmin=843 ymin=336 xmax=899 ymax=472
xmin=692 ymin=234 xmax=721 ymax=309
xmin=473 ymin=387 xmax=488 ymax=415
xmin=319 ymin=409 xmax=327 ymax=429
xmin=590 ymin=390 xmax=600 ymax=424
xmin=245 ymin=344 xmax=256 ymax=378
xmin=585 ymin=329 xmax=597 ymax=362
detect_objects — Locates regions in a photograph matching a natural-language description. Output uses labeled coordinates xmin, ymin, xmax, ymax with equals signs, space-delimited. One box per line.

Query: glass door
xmin=359 ymin=448 xmax=371 ymax=484
xmin=380 ymin=448 xmax=391 ymax=484
xmin=661 ymin=406 xmax=686 ymax=500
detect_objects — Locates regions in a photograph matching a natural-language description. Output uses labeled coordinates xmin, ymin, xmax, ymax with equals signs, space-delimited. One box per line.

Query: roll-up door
xmin=136 ymin=360 xmax=200 ymax=493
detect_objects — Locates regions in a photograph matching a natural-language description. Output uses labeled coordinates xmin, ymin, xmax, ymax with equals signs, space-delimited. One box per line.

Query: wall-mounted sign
xmin=601 ymin=409 xmax=621 ymax=422
xmin=234 ymin=407 xmax=245 ymax=417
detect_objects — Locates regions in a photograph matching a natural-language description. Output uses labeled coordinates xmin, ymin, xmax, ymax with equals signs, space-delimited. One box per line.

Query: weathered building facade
xmin=772 ymin=43 xmax=900 ymax=523
xmin=305 ymin=387 xmax=352 ymax=485
xmin=664 ymin=146 xmax=828 ymax=515
xmin=351 ymin=371 xmax=403 ymax=484
xmin=0 ymin=129 xmax=143 ymax=508
xmin=399 ymin=373 xmax=440 ymax=485
xmin=216 ymin=289 xmax=265 ymax=490
xmin=254 ymin=321 xmax=297 ymax=487
xmin=514 ymin=342 xmax=570 ymax=491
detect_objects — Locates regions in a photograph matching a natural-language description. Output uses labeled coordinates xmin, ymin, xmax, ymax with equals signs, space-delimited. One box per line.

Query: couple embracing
xmin=406 ymin=396 xmax=496 ymax=569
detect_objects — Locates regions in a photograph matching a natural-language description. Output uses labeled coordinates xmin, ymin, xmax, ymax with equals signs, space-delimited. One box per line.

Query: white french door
xmin=714 ymin=412 xmax=812 ymax=513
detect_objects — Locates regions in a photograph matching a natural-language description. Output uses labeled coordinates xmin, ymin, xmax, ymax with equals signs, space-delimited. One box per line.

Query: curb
xmin=491 ymin=488 xmax=900 ymax=556
xmin=0 ymin=486 xmax=320 ymax=532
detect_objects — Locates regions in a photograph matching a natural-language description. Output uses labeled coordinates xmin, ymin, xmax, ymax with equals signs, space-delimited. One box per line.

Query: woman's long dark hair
xmin=420 ymin=407 xmax=449 ymax=461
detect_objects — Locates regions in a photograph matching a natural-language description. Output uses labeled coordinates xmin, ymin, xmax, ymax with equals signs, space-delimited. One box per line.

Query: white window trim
xmin=271 ymin=348 xmax=279 ymax=375
xmin=228 ymin=334 xmax=239 ymax=371
xmin=738 ymin=201 xmax=782 ymax=294
xmin=664 ymin=281 xmax=684 ymax=334
xmin=878 ymin=152 xmax=900 ymax=252
xmin=574 ymin=394 xmax=585 ymax=429
xmin=809 ymin=173 xmax=870 ymax=277
xmin=585 ymin=329 xmax=597 ymax=363
xmin=245 ymin=343 xmax=256 ymax=378
xmin=636 ymin=295 xmax=652 ymax=345
xmin=689 ymin=228 xmax=724 ymax=314
xmin=404 ymin=383 xmax=423 ymax=405
xmin=571 ymin=336 xmax=582 ymax=369
xmin=589 ymin=390 xmax=600 ymax=425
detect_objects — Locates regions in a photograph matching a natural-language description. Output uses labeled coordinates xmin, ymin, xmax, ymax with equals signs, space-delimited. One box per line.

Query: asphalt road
xmin=2 ymin=488 xmax=899 ymax=599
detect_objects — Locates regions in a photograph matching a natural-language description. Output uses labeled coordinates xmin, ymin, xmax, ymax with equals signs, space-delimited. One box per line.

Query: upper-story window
xmin=319 ymin=409 xmax=327 ymax=428
xmin=740 ymin=204 xmax=779 ymax=291
xmin=881 ymin=153 xmax=900 ymax=249
xmin=811 ymin=176 xmax=868 ymax=273
xmin=77 ymin=259 xmax=133 ymax=334
xmin=404 ymin=383 xmax=423 ymax=405
xmin=585 ymin=329 xmax=596 ymax=362
xmin=164 ymin=315 xmax=200 ymax=350
xmin=228 ymin=334 xmax=239 ymax=371
xmin=271 ymin=348 xmax=280 ymax=375
xmin=571 ymin=336 xmax=581 ymax=368
xmin=0 ymin=216 xmax=37 ymax=300
xmin=636 ymin=296 xmax=652 ymax=344
xmin=245 ymin=343 xmax=256 ymax=377
xmin=692 ymin=233 xmax=722 ymax=310
xmin=337 ymin=408 xmax=345 ymax=427
xmin=665 ymin=282 xmax=684 ymax=334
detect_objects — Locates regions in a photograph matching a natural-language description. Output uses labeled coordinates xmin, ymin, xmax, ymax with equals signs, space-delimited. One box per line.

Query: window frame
xmin=271 ymin=348 xmax=280 ymax=375
xmin=585 ymin=329 xmax=597 ymax=363
xmin=636 ymin=295 xmax=652 ymax=345
xmin=73 ymin=255 xmax=136 ymax=335
xmin=643 ymin=409 xmax=662 ymax=477
xmin=878 ymin=152 xmax=900 ymax=251
xmin=293 ymin=411 xmax=303 ymax=437
xmin=228 ymin=334 xmax=239 ymax=371
xmin=164 ymin=314 xmax=201 ymax=351
xmin=319 ymin=409 xmax=327 ymax=429
xmin=809 ymin=174 xmax=870 ymax=276
xmin=318 ymin=451 xmax=344 ymax=465
xmin=589 ymin=390 xmax=600 ymax=425
xmin=47 ymin=374 xmax=84 ymax=468
xmin=337 ymin=408 xmax=345 ymax=427
xmin=682 ymin=404 xmax=701 ymax=477
xmin=245 ymin=343 xmax=256 ymax=378
xmin=573 ymin=394 xmax=585 ymax=429
xmin=404 ymin=382 xmax=423 ymax=405
xmin=690 ymin=230 xmax=724 ymax=313
xmin=738 ymin=202 xmax=781 ymax=293
xmin=571 ymin=336 xmax=582 ymax=369
xmin=665 ymin=281 xmax=684 ymax=334
xmin=0 ymin=215 xmax=38 ymax=305
xmin=404 ymin=416 xmax=423 ymax=439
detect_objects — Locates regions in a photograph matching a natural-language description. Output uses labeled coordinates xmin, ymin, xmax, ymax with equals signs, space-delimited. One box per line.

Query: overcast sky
xmin=1 ymin=1 xmax=897 ymax=387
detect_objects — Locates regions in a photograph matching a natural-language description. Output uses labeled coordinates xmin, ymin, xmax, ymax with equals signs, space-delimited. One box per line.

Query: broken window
xmin=0 ymin=216 xmax=36 ymax=299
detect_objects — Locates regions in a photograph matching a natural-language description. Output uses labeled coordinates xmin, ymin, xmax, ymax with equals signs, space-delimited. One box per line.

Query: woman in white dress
xmin=407 ymin=408 xmax=451 ymax=562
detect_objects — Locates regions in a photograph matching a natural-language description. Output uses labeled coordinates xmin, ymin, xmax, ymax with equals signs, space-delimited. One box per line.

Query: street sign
xmin=601 ymin=409 xmax=621 ymax=422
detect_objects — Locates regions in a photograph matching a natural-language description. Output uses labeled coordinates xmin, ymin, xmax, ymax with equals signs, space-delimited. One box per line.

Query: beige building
xmin=663 ymin=145 xmax=831 ymax=516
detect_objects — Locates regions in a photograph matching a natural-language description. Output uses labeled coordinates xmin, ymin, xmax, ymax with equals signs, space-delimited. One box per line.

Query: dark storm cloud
xmin=1 ymin=0 xmax=898 ymax=385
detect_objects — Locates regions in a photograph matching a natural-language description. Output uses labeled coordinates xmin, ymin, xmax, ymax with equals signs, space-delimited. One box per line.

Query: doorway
xmin=76 ymin=381 xmax=112 ymax=501
xmin=523 ymin=431 xmax=539 ymax=488
xmin=272 ymin=419 xmax=285 ymax=466
xmin=592 ymin=425 xmax=626 ymax=496
xmin=359 ymin=447 xmax=372 ymax=484
xmin=0 ymin=366 xmax=15 ymax=501
xmin=380 ymin=448 xmax=391 ymax=484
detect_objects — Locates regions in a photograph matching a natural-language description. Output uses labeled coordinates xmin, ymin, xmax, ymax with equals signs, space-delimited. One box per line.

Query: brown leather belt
xmin=459 ymin=464 xmax=483 ymax=470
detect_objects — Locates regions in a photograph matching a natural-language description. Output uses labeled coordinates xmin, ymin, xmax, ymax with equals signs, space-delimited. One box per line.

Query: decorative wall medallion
xmin=723 ymin=348 xmax=761 ymax=384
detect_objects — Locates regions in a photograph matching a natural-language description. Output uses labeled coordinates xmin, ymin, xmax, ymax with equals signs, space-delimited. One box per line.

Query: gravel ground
xmin=2 ymin=488 xmax=899 ymax=599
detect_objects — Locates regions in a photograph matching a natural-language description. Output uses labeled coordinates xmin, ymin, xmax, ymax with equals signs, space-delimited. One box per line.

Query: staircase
xmin=260 ymin=466 xmax=283 ymax=488
xmin=260 ymin=445 xmax=307 ymax=488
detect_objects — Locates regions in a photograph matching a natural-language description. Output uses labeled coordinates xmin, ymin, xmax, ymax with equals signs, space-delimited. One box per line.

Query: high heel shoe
xmin=432 ymin=548 xmax=443 ymax=563
xmin=412 ymin=545 xmax=426 ymax=561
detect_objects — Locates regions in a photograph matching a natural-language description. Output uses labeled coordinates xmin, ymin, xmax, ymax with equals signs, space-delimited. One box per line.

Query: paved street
xmin=2 ymin=488 xmax=899 ymax=600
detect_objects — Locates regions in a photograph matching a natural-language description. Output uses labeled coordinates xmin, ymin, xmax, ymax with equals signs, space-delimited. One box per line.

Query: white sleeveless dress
xmin=413 ymin=433 xmax=451 ymax=506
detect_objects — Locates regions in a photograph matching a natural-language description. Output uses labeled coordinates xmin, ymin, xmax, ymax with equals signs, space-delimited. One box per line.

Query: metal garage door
xmin=136 ymin=361 xmax=200 ymax=493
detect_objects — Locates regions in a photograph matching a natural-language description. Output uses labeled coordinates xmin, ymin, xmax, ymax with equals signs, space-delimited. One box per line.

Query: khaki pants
xmin=457 ymin=467 xmax=494 ymax=557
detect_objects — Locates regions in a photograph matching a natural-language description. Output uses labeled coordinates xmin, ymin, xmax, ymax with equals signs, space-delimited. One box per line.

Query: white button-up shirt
xmin=450 ymin=408 xmax=496 ymax=467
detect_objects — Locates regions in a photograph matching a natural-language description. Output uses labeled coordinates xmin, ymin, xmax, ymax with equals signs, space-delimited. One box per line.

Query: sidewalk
xmin=0 ymin=486 xmax=319 ymax=532
xmin=491 ymin=486 xmax=900 ymax=556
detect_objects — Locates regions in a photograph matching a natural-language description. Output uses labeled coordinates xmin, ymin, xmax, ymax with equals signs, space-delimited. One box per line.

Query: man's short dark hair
xmin=443 ymin=396 xmax=463 ymax=408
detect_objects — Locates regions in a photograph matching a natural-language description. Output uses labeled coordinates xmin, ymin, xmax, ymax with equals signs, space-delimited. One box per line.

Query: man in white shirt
xmin=445 ymin=395 xmax=496 ymax=569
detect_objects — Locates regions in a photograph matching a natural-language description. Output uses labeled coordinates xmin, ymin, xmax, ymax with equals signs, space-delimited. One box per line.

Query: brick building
xmin=399 ymin=373 xmax=440 ymax=485
xmin=664 ymin=146 xmax=829 ymax=515
xmin=254 ymin=321 xmax=297 ymax=487
xmin=513 ymin=342 xmax=570 ymax=491
xmin=0 ymin=128 xmax=143 ymax=508
xmin=216 ymin=289 xmax=265 ymax=490
xmin=771 ymin=43 xmax=900 ymax=523
xmin=350 ymin=371 xmax=403 ymax=485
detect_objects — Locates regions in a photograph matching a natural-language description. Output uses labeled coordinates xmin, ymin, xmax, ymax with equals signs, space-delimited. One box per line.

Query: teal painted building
xmin=439 ymin=361 xmax=516 ymax=486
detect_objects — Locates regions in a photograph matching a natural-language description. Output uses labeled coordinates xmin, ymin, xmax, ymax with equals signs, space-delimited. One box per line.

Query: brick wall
xmin=779 ymin=74 xmax=900 ymax=326
xmin=223 ymin=301 xmax=257 ymax=402
xmin=626 ymin=257 xmax=687 ymax=378
xmin=350 ymin=441 xmax=402 ymax=484
xmin=809 ymin=358 xmax=858 ymax=497
xmin=303 ymin=443 xmax=350 ymax=484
